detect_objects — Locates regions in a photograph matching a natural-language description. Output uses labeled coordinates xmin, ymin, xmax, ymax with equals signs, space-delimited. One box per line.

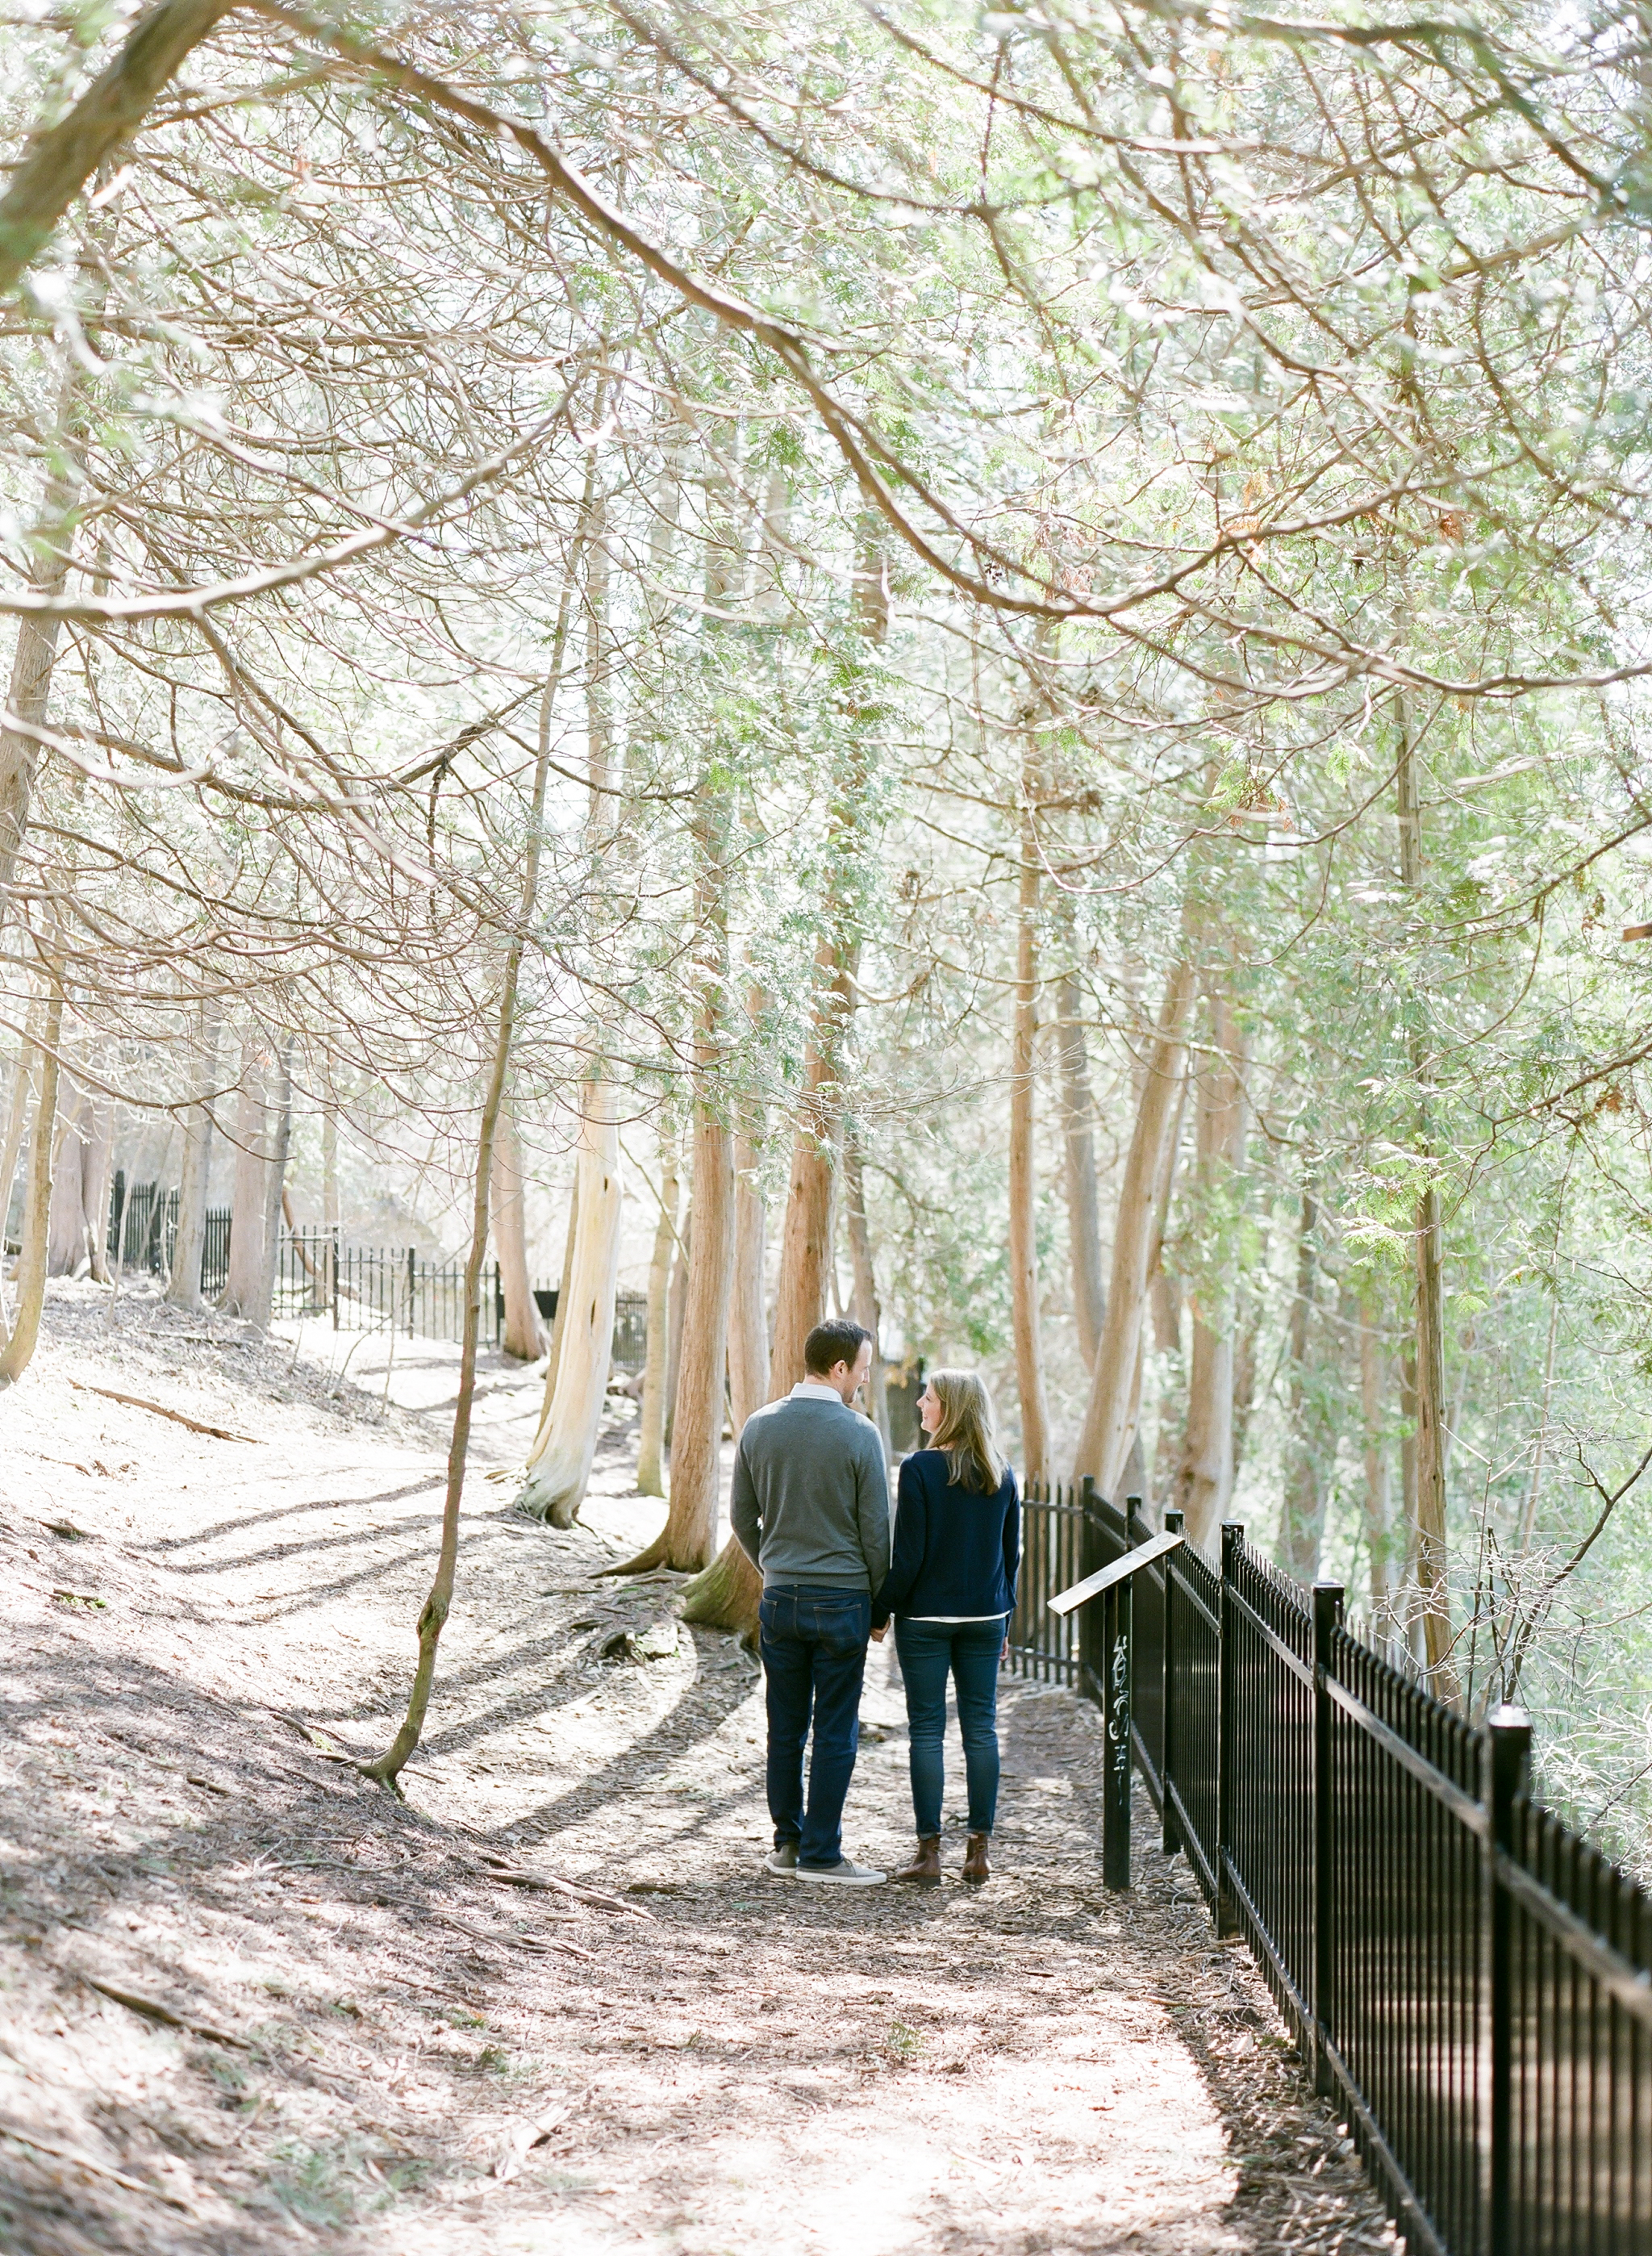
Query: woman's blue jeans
xmin=893 ymin=1616 xmax=1004 ymax=1837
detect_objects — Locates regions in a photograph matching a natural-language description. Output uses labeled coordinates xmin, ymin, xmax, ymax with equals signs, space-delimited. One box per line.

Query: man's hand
xmin=870 ymin=1623 xmax=888 ymax=1643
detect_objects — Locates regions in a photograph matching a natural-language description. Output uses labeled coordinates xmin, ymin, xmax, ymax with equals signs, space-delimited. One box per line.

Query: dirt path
xmin=2 ymin=1285 xmax=1394 ymax=2254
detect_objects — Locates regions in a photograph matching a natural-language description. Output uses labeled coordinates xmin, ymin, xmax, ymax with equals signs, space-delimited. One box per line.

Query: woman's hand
xmin=870 ymin=1623 xmax=888 ymax=1643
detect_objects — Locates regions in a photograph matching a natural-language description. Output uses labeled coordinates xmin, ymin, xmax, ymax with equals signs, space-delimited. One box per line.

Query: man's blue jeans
xmin=759 ymin=1585 xmax=871 ymax=1870
xmin=893 ymin=1616 xmax=1005 ymax=1836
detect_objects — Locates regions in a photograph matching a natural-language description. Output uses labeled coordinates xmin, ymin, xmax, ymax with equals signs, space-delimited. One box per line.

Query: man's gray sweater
xmin=730 ymin=1393 xmax=891 ymax=1593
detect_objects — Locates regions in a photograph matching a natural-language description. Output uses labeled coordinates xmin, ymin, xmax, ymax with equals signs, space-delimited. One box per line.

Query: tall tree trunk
xmin=540 ymin=1171 xmax=580 ymax=1414
xmin=1359 ymin=1300 xmax=1395 ymax=1606
xmin=47 ymin=1083 xmax=91 ymax=1276
xmin=728 ymin=1102 xmax=770 ymax=1436
xmin=515 ymin=1083 xmax=623 ymax=1526
xmin=492 ymin=1102 xmax=549 ymax=1360
xmin=1071 ymin=959 xmax=1195 ymax=1494
xmin=615 ymin=1102 xmax=733 ymax=1574
xmin=220 ymin=1047 xmax=273 ymax=1322
xmin=1400 ymin=1343 xmax=1424 ymax=1664
xmin=615 ymin=783 xmax=735 ymax=1574
xmin=514 ymin=471 xmax=620 ymax=1519
xmin=1174 ymin=989 xmax=1246 ymax=1552
xmin=1055 ymin=970 xmax=1106 ymax=1371
xmin=0 ymin=966 xmax=63 ymax=1385
xmin=636 ymin=1119 xmax=679 ymax=1498
xmin=767 ymin=938 xmax=847 ymax=1394
xmin=0 ymin=368 xmax=81 ymax=925
xmin=663 ymin=1202 xmax=690 ymax=1448
xmin=842 ymin=1123 xmax=891 ymax=1459
xmin=1278 ymin=1188 xmax=1324 ymax=1581
xmin=166 ymin=1006 xmax=220 ymax=1311
xmin=361 ymin=610 xmax=560 ymax=1790
xmin=257 ymin=1039 xmax=292 ymax=1322
xmin=0 ymin=998 xmax=43 ymax=1255
xmin=1397 ymin=706 xmax=1458 ymax=1698
xmin=1009 ymin=790 xmax=1051 ymax=1479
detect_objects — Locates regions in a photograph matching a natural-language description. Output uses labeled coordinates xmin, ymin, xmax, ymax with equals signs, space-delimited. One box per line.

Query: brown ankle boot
xmin=894 ymin=1836 xmax=942 ymax=1887
xmin=962 ymin=1831 xmax=991 ymax=1885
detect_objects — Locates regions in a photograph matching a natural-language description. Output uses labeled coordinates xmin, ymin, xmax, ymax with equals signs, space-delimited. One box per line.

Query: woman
xmin=873 ymin=1369 xmax=1020 ymax=1886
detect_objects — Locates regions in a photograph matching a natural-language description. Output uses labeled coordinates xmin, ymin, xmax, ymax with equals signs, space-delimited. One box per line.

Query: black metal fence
xmin=276 ymin=1231 xmax=648 ymax=1365
xmin=1013 ymin=1476 xmax=1652 ymax=2255
xmin=106 ymin=1172 xmax=231 ymax=1293
xmin=104 ymin=1184 xmax=646 ymax=1368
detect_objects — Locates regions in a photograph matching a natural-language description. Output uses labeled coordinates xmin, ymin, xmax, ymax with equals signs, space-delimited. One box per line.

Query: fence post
xmin=406 ymin=1245 xmax=416 ymax=1339
xmin=1217 ymin=1521 xmax=1244 ymax=1936
xmin=330 ymin=1229 xmax=339 ymax=1331
xmin=1077 ymin=1477 xmax=1103 ymax=1703
xmin=1101 ymin=1569 xmax=1133 ymax=1890
xmin=1162 ymin=1507 xmax=1184 ymax=1853
xmin=1312 ymin=1580 xmax=1344 ymax=2096
xmin=1487 ymin=1703 xmax=1531 ymax=2254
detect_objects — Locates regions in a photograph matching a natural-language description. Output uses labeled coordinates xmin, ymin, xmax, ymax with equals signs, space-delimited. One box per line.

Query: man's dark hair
xmin=803 ymin=1318 xmax=872 ymax=1377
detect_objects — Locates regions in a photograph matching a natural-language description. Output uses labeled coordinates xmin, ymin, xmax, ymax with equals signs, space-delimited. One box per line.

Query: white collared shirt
xmin=789 ymin=1381 xmax=843 ymax=1403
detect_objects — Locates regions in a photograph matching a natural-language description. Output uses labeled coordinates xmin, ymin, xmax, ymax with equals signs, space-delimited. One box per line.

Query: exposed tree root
xmin=680 ymin=1532 xmax=762 ymax=1645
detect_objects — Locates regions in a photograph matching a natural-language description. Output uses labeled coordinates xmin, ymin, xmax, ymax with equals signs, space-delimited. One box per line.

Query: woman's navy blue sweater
xmin=872 ymin=1449 xmax=1020 ymax=1628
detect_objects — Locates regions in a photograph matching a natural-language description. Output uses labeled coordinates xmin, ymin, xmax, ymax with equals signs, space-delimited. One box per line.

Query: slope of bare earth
xmin=1 ymin=1282 xmax=1395 ymax=2256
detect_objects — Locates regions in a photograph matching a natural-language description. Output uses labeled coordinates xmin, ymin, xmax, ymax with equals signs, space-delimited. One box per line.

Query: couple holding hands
xmin=729 ymin=1318 xmax=1021 ymax=1886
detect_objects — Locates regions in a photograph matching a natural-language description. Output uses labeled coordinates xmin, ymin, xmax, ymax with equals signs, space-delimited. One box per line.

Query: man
xmin=731 ymin=1317 xmax=891 ymax=1884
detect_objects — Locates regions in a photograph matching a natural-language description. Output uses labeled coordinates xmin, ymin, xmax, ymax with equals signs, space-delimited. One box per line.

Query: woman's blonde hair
xmin=927 ymin=1368 xmax=1009 ymax=1494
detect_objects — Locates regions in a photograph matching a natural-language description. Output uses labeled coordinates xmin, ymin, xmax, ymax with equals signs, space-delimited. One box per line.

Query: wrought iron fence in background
xmin=106 ymin=1183 xmax=646 ymax=1370
xmin=1012 ymin=1475 xmax=1652 ymax=2256
xmin=274 ymin=1231 xmax=649 ymax=1366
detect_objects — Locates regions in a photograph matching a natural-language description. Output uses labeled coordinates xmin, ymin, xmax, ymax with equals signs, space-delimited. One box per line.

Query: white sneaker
xmin=795 ymin=1858 xmax=887 ymax=1886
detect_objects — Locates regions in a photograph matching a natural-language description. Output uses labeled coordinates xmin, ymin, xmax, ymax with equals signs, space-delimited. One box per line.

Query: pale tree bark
xmin=257 ymin=1040 xmax=292 ymax=1319
xmin=0 ymin=430 xmax=79 ymax=924
xmin=492 ymin=1102 xmax=549 ymax=1360
xmin=46 ymin=1084 xmax=102 ymax=1276
xmin=0 ymin=965 xmax=63 ymax=1385
xmin=1396 ymin=706 xmax=1458 ymax=1698
xmin=768 ymin=937 xmax=850 ymax=1392
xmin=728 ymin=1093 xmax=770 ymax=1436
xmin=616 ymin=1106 xmax=732 ymax=1573
xmin=1009 ymin=786 xmax=1051 ymax=1479
xmin=1174 ymin=989 xmax=1247 ymax=1552
xmin=1071 ymin=960 xmax=1195 ymax=1494
xmin=662 ymin=1201 xmax=689 ymax=1450
xmin=1278 ymin=1189 xmax=1325 ymax=1581
xmin=0 ymin=1001 xmax=42 ymax=1251
xmin=362 ymin=629 xmax=560 ymax=1790
xmin=843 ymin=1124 xmax=890 ymax=1460
xmin=165 ymin=1006 xmax=221 ymax=1311
xmin=515 ymin=1084 xmax=623 ymax=1525
xmin=1358 ymin=1299 xmax=1395 ymax=1606
xmin=541 ymin=1172 xmax=580 ymax=1410
xmin=636 ymin=1118 xmax=680 ymax=1498
xmin=1055 ymin=970 xmax=1106 ymax=1372
xmin=615 ymin=788 xmax=735 ymax=1575
xmin=220 ymin=1047 xmax=273 ymax=1322
xmin=513 ymin=475 xmax=620 ymax=1521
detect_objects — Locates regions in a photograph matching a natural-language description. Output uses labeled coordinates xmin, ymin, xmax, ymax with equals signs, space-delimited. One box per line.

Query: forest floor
xmin=2 ymin=1281 xmax=1396 ymax=2256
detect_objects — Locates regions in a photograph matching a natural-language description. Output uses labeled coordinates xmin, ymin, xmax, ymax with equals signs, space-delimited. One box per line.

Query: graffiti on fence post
xmin=1102 ymin=1575 xmax=1133 ymax=1890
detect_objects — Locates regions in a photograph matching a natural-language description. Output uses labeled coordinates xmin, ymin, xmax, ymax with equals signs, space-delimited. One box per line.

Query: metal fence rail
xmin=104 ymin=1187 xmax=645 ymax=1369
xmin=1016 ymin=1475 xmax=1652 ymax=2256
